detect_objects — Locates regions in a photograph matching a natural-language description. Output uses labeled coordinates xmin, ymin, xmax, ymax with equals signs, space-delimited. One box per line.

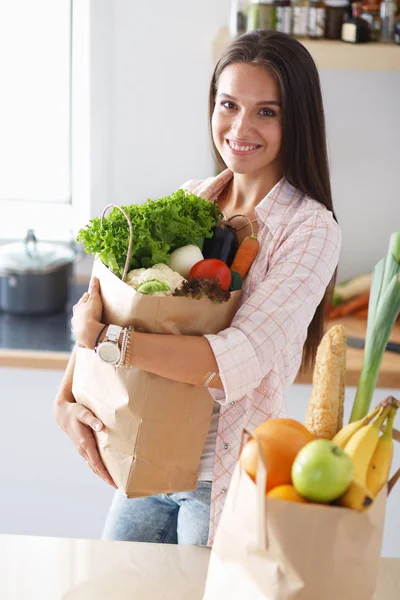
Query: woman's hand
xmin=71 ymin=277 xmax=105 ymax=349
xmin=54 ymin=394 xmax=117 ymax=489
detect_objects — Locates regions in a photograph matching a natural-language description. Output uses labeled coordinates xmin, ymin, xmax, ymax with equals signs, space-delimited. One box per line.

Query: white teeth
xmin=228 ymin=140 xmax=258 ymax=152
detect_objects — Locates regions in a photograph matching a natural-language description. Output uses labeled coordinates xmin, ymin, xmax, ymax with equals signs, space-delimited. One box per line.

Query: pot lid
xmin=0 ymin=229 xmax=76 ymax=274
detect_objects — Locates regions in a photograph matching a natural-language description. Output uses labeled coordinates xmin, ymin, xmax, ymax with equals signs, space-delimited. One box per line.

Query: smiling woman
xmin=54 ymin=30 xmax=342 ymax=550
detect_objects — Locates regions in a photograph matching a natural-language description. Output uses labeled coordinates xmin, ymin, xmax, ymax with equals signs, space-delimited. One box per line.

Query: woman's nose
xmin=231 ymin=113 xmax=252 ymax=136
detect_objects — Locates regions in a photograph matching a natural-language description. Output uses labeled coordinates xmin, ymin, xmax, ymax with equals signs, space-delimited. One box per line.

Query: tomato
xmin=189 ymin=259 xmax=232 ymax=291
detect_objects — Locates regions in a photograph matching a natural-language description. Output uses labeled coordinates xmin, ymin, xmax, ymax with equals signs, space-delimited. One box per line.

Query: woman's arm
xmin=72 ymin=279 xmax=223 ymax=390
xmin=127 ymin=331 xmax=223 ymax=389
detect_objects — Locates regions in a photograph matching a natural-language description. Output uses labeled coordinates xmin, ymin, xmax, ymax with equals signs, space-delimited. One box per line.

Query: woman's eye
xmin=221 ymin=101 xmax=236 ymax=110
xmin=259 ymin=107 xmax=276 ymax=117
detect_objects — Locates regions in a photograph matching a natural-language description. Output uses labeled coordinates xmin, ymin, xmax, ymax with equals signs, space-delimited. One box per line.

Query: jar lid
xmin=361 ymin=3 xmax=380 ymax=9
xmin=326 ymin=0 xmax=350 ymax=6
xmin=0 ymin=229 xmax=76 ymax=274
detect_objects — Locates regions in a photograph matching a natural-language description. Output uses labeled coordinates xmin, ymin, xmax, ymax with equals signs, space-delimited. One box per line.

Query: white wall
xmin=75 ymin=0 xmax=400 ymax=284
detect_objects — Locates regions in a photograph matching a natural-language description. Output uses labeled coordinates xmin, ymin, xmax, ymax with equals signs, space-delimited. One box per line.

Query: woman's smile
xmin=226 ymin=139 xmax=262 ymax=155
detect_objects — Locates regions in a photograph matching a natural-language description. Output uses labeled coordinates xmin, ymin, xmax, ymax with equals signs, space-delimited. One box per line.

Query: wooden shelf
xmin=214 ymin=27 xmax=400 ymax=71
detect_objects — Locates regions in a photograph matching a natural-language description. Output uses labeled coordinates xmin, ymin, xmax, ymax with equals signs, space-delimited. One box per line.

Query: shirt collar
xmin=255 ymin=178 xmax=302 ymax=235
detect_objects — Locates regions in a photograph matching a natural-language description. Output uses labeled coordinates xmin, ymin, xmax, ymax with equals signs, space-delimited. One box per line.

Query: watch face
xmin=98 ymin=341 xmax=121 ymax=364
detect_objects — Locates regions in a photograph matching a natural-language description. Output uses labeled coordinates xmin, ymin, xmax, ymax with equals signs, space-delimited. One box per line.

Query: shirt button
xmin=223 ymin=443 xmax=229 ymax=450
xmin=229 ymin=401 xmax=236 ymax=407
xmin=221 ymin=487 xmax=227 ymax=494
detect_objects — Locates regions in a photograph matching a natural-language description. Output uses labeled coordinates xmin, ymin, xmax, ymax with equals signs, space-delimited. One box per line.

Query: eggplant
xmin=202 ymin=224 xmax=238 ymax=267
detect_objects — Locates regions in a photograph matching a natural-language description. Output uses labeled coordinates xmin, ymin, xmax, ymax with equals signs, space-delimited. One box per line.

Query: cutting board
xmin=295 ymin=316 xmax=400 ymax=388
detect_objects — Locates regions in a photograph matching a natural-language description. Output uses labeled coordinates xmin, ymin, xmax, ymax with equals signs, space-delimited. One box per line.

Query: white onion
xmin=167 ymin=244 xmax=204 ymax=278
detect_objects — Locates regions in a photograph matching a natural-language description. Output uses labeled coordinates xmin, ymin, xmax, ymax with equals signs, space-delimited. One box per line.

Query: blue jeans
xmin=101 ymin=481 xmax=212 ymax=546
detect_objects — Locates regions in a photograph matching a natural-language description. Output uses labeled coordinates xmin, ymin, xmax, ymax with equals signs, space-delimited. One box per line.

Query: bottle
xmin=308 ymin=0 xmax=327 ymax=38
xmin=292 ymin=0 xmax=310 ymax=38
xmin=247 ymin=0 xmax=276 ymax=30
xmin=325 ymin=0 xmax=350 ymax=39
xmin=360 ymin=3 xmax=382 ymax=41
xmin=341 ymin=1 xmax=370 ymax=42
xmin=380 ymin=0 xmax=397 ymax=42
xmin=395 ymin=17 xmax=400 ymax=44
xmin=229 ymin=0 xmax=248 ymax=38
xmin=275 ymin=0 xmax=292 ymax=33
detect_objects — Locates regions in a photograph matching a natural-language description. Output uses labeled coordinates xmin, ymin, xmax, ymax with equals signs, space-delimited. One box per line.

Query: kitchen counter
xmin=0 ymin=284 xmax=399 ymax=388
xmin=296 ymin=316 xmax=400 ymax=389
xmin=0 ymin=533 xmax=398 ymax=600
xmin=0 ymin=281 xmax=87 ymax=370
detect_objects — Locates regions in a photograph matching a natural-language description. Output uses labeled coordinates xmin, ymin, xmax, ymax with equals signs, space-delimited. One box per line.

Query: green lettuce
xmin=77 ymin=190 xmax=221 ymax=278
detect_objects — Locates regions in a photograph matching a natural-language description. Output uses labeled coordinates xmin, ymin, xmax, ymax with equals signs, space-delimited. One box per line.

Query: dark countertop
xmin=0 ymin=283 xmax=88 ymax=353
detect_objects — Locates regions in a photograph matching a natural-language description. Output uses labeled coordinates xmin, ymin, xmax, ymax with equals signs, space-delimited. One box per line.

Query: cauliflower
xmin=126 ymin=264 xmax=186 ymax=296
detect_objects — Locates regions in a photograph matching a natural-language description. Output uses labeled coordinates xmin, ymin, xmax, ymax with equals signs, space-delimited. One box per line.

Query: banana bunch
xmin=332 ymin=398 xmax=398 ymax=511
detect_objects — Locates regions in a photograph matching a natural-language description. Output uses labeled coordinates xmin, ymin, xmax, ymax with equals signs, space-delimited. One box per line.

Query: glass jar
xmin=360 ymin=4 xmax=382 ymax=41
xmin=308 ymin=0 xmax=327 ymax=39
xmin=247 ymin=0 xmax=276 ymax=31
xmin=325 ymin=0 xmax=350 ymax=39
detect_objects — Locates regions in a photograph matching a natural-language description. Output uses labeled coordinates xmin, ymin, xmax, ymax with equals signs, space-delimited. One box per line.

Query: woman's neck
xmin=226 ymin=169 xmax=282 ymax=213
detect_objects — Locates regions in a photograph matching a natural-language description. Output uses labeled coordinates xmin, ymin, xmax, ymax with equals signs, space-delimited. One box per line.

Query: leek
xmin=349 ymin=231 xmax=400 ymax=423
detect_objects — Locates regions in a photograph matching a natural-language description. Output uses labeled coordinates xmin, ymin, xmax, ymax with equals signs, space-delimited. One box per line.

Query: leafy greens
xmin=77 ymin=190 xmax=222 ymax=278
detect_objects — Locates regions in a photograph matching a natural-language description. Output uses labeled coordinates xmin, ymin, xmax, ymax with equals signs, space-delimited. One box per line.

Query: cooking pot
xmin=0 ymin=229 xmax=81 ymax=315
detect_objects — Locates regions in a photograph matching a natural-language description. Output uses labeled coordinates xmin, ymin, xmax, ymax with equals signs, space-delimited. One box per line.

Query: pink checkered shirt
xmin=200 ymin=177 xmax=342 ymax=545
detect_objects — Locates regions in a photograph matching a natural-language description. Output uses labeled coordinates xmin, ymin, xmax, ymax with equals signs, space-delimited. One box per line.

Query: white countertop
xmin=0 ymin=534 xmax=210 ymax=600
xmin=0 ymin=534 xmax=399 ymax=600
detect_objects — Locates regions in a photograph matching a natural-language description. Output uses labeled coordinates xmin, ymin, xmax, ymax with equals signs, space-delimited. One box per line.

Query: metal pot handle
xmin=24 ymin=229 xmax=38 ymax=260
xmin=100 ymin=204 xmax=133 ymax=283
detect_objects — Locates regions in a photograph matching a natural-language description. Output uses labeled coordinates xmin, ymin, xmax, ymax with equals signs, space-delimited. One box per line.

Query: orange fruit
xmin=240 ymin=419 xmax=314 ymax=492
xmin=267 ymin=484 xmax=308 ymax=503
xmin=255 ymin=418 xmax=314 ymax=440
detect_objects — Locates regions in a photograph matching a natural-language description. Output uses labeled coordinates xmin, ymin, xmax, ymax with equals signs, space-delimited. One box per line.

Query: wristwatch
xmin=96 ymin=324 xmax=123 ymax=365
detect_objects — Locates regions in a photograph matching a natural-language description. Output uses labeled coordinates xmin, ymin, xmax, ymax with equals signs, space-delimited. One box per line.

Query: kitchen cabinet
xmin=0 ymin=367 xmax=114 ymax=541
xmin=0 ymin=366 xmax=398 ymax=556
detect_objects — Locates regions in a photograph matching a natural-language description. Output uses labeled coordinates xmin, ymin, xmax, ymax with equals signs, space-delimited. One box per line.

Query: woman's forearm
xmin=129 ymin=331 xmax=223 ymax=390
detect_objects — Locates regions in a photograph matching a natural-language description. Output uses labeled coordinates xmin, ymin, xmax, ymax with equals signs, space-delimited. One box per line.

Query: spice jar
xmin=247 ymin=0 xmax=276 ymax=31
xmin=325 ymin=0 xmax=350 ymax=39
xmin=360 ymin=3 xmax=382 ymax=41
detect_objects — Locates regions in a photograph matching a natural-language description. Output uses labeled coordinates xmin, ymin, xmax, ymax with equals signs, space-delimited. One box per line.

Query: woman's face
xmin=211 ymin=63 xmax=282 ymax=177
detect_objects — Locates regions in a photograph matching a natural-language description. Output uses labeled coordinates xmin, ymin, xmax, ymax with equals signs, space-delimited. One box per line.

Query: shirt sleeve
xmin=203 ymin=210 xmax=342 ymax=405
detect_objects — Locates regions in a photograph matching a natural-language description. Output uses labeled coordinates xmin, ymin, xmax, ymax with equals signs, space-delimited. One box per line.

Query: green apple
xmin=292 ymin=439 xmax=353 ymax=503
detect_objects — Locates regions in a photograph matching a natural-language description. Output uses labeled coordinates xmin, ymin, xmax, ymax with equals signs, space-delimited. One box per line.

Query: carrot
xmin=353 ymin=308 xmax=369 ymax=319
xmin=328 ymin=292 xmax=370 ymax=319
xmin=230 ymin=233 xmax=260 ymax=279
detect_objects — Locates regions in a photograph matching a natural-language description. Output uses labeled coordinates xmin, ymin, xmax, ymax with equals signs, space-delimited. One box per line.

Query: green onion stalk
xmin=350 ymin=231 xmax=400 ymax=423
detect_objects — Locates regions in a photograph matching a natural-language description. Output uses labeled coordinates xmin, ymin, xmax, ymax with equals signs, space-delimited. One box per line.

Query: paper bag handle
xmin=100 ymin=204 xmax=134 ymax=282
xmin=239 ymin=428 xmax=269 ymax=551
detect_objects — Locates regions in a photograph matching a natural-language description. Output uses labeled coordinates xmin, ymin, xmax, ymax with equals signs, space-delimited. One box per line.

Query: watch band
xmin=105 ymin=324 xmax=123 ymax=343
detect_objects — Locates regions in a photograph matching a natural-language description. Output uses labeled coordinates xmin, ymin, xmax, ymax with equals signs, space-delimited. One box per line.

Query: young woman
xmin=54 ymin=30 xmax=342 ymax=547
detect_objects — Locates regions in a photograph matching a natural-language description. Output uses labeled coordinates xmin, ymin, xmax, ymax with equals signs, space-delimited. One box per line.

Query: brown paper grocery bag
xmin=72 ymin=257 xmax=241 ymax=497
xmin=203 ymin=428 xmax=400 ymax=600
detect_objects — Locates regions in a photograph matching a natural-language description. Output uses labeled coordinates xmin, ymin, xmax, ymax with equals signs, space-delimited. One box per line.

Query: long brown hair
xmin=208 ymin=30 xmax=338 ymax=374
